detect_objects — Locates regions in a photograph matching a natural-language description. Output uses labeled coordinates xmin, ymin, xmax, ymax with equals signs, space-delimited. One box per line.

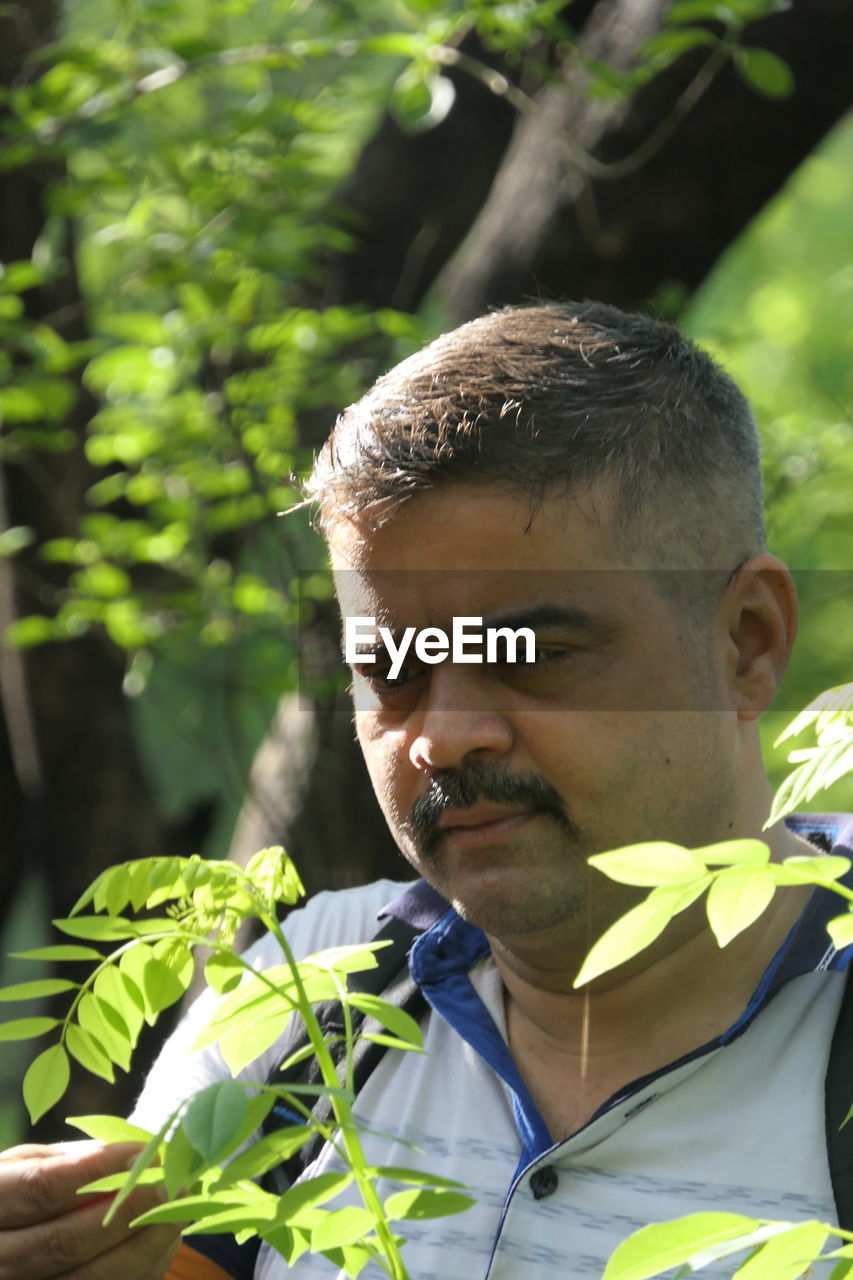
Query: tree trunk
xmin=0 ymin=0 xmax=203 ymax=1141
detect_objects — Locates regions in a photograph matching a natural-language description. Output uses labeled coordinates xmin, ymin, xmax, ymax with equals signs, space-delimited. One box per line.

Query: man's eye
xmin=351 ymin=661 xmax=421 ymax=692
xmin=487 ymin=641 xmax=570 ymax=666
xmin=526 ymin=645 xmax=568 ymax=665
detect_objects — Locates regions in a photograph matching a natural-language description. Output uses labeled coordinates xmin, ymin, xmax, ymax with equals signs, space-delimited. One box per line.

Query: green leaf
xmin=144 ymin=858 xmax=187 ymax=908
xmin=775 ymin=684 xmax=853 ymax=746
xmin=98 ymin=964 xmax=146 ymax=1042
xmin=182 ymin=1205 xmax=278 ymax=1234
xmin=302 ymin=943 xmax=387 ymax=976
xmin=66 ymin=1023 xmax=116 ymax=1083
xmin=768 ymin=735 xmax=853 ymax=827
xmin=78 ymin=990 xmax=132 ymax=1071
xmin=182 ymin=1081 xmax=249 ymax=1163
xmin=601 ymin=1213 xmax=764 ymax=1280
xmin=370 ymin=1166 xmax=469 ymax=1190
xmin=244 ymin=845 xmax=304 ymax=906
xmin=273 ymin=1172 xmax=354 ymax=1223
xmin=101 ymin=1119 xmax=172 ymax=1222
xmin=706 ymin=867 xmax=777 ymax=946
xmin=311 ymin=1207 xmax=376 ymax=1251
xmin=384 ymin=1188 xmax=476 ymax=1220
xmin=774 ymin=855 xmax=850 ymax=885
xmin=588 ymin=842 xmax=707 ymax=887
xmin=205 ymin=951 xmax=245 ymax=995
xmin=734 ymin=1221 xmax=829 ymax=1280
xmin=361 ymin=1032 xmax=426 ymax=1054
xmin=163 ymin=1122 xmax=205 ymax=1198
xmin=695 ymin=839 xmax=771 ymax=867
xmin=0 ymin=1016 xmax=61 ymax=1041
xmin=0 ymin=978 xmax=78 ymax=1002
xmin=53 ymin=915 xmax=141 ymax=941
xmin=210 ymin=1125 xmax=311 ymax=1187
xmin=11 ymin=945 xmax=103 ymax=962
xmin=23 ymin=1043 xmax=70 ymax=1123
xmin=574 ymin=880 xmax=711 ymax=987
xmin=220 ymin=1011 xmax=295 ymax=1076
xmin=139 ymin=954 xmax=190 ymax=1022
xmin=735 ymin=47 xmax=795 ymax=99
xmin=66 ymin=1115 xmax=154 ymax=1145
xmin=82 ymin=1168 xmax=164 ymax=1194
xmin=827 ymin=913 xmax=853 ymax=950
xmin=131 ymin=1189 xmax=276 ymax=1228
xmin=346 ymin=994 xmax=423 ymax=1048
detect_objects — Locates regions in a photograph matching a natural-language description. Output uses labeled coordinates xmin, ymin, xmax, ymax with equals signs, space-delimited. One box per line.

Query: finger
xmin=0 ymin=1143 xmax=146 ymax=1230
xmin=0 ymin=1184 xmax=177 ymax=1280
xmin=76 ymin=1226 xmax=181 ymax=1280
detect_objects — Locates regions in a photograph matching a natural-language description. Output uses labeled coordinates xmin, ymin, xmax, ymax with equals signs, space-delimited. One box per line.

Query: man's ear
xmin=721 ymin=555 xmax=798 ymax=721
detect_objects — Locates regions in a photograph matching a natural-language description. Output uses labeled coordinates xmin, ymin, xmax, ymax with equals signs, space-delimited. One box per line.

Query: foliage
xmin=0 ymin=0 xmax=811 ymax=846
xmin=768 ymin=684 xmax=853 ymax=827
xmin=683 ymin=116 xmax=853 ymax=807
xmin=0 ymin=846 xmax=472 ymax=1279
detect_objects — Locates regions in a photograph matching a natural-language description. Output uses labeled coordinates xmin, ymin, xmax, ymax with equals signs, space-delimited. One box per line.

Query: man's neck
xmin=487 ymin=822 xmax=818 ymax=1140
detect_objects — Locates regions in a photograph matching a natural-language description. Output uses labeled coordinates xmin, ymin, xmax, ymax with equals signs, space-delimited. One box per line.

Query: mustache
xmin=408 ymin=762 xmax=578 ymax=858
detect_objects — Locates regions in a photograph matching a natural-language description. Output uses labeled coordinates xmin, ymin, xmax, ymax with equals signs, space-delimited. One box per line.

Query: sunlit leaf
xmin=0 ymin=979 xmax=77 ymax=1002
xmin=574 ymin=880 xmax=711 ymax=987
xmin=0 ymin=1016 xmax=61 ymax=1041
xmin=273 ymin=1172 xmax=355 ymax=1223
xmin=53 ymin=915 xmax=141 ymax=941
xmin=826 ymin=913 xmax=853 ymax=950
xmin=23 ymin=1043 xmax=70 ymax=1123
xmin=346 ymin=994 xmax=423 ymax=1048
xmin=384 ymin=1188 xmax=475 ymax=1220
xmin=66 ymin=1115 xmax=154 ymax=1145
xmin=695 ymin=839 xmax=771 ymax=867
xmin=588 ymin=843 xmax=707 ymax=886
xmin=706 ymin=866 xmax=777 ymax=947
xmin=67 ymin=1022 xmax=116 ymax=1083
xmin=205 ymin=951 xmax=245 ymax=995
xmin=601 ymin=1213 xmax=765 ymax=1280
xmin=210 ymin=1123 xmax=310 ymax=1188
xmin=311 ymin=1207 xmax=376 ymax=1251
xmin=733 ymin=1221 xmax=829 ymax=1280
xmin=11 ymin=945 xmax=103 ymax=962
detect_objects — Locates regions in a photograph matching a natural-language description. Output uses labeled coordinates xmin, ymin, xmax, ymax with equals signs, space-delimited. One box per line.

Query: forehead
xmin=327 ymin=485 xmax=650 ymax=625
xmin=328 ymin=484 xmax=621 ymax=571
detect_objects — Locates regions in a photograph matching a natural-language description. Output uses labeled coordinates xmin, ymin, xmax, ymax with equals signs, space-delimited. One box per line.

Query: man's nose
xmin=407 ymin=668 xmax=514 ymax=772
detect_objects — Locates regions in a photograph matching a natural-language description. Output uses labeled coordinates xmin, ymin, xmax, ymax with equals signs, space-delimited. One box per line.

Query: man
xmin=2 ymin=302 xmax=851 ymax=1280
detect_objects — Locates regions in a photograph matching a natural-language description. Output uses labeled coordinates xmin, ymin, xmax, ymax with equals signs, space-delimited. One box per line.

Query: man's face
xmin=329 ymin=484 xmax=741 ymax=948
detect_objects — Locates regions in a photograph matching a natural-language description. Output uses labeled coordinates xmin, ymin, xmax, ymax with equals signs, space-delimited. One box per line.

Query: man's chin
xmin=439 ymin=869 xmax=584 ymax=940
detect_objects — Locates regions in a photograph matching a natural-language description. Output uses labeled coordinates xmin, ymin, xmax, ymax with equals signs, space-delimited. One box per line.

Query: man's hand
xmin=0 ymin=1141 xmax=181 ymax=1280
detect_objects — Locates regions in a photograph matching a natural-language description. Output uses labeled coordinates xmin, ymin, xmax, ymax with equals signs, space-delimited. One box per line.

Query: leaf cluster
xmin=0 ymin=844 xmax=472 ymax=1278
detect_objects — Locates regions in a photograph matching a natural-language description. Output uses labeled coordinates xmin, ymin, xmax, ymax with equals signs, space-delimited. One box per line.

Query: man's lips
xmin=438 ymin=804 xmax=531 ymax=830
xmin=436 ymin=806 xmax=535 ymax=850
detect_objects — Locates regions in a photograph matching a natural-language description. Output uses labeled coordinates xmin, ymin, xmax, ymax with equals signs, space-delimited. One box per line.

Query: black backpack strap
xmin=827 ymin=965 xmax=853 ymax=1231
xmin=262 ymin=913 xmax=428 ymax=1194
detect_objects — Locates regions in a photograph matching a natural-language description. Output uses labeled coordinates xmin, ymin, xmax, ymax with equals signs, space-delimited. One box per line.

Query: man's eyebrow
xmin=480 ymin=603 xmax=618 ymax=637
